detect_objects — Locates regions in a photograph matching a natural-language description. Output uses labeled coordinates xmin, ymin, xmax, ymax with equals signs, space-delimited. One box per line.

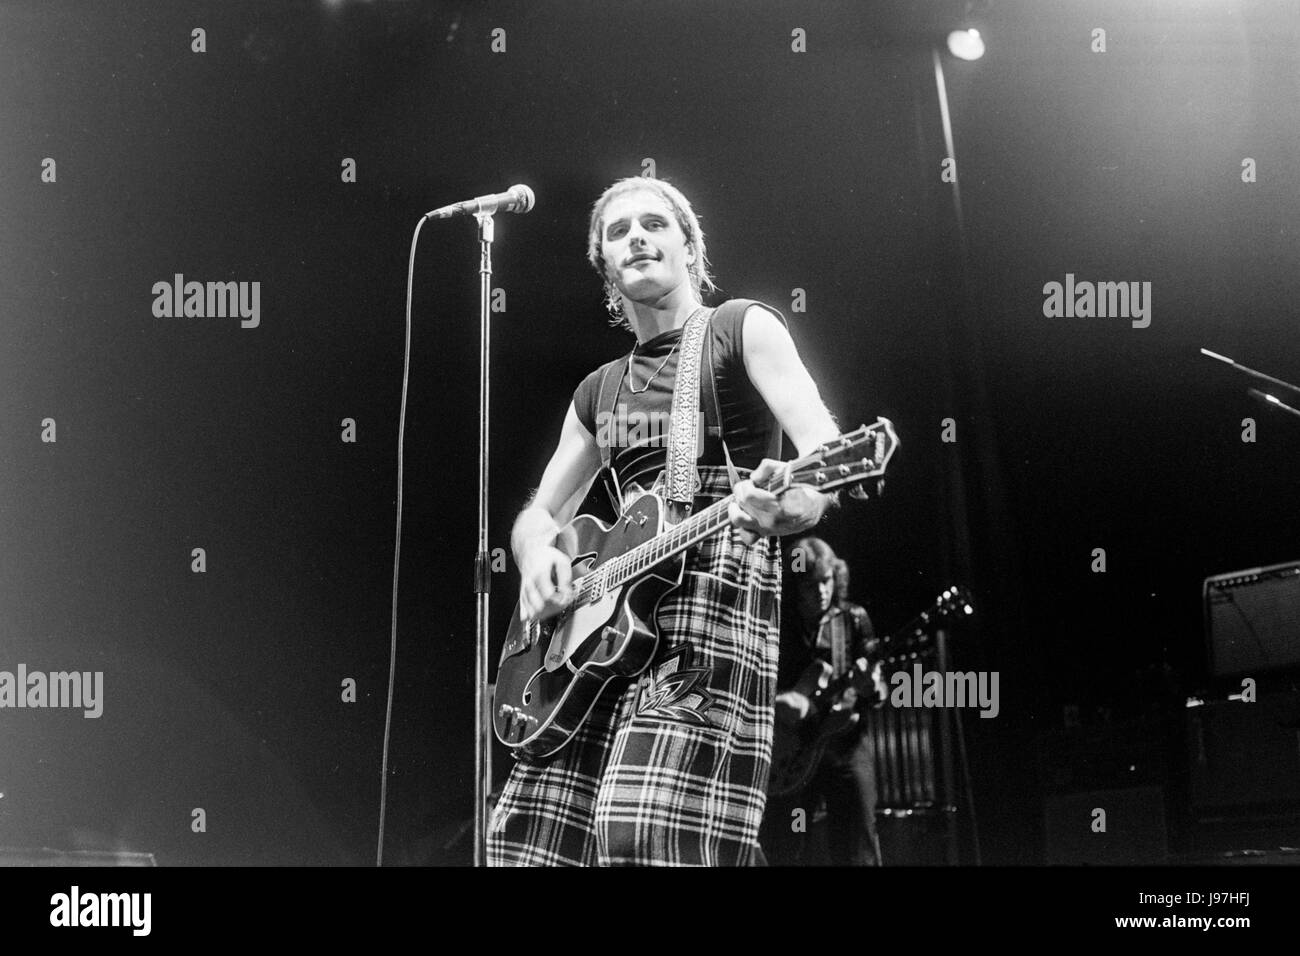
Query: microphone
xmin=424 ymin=184 xmax=535 ymax=220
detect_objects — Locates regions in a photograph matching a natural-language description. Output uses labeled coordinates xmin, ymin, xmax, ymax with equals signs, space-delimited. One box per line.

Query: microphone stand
xmin=1247 ymin=388 xmax=1300 ymax=421
xmin=1201 ymin=348 xmax=1300 ymax=421
xmin=472 ymin=212 xmax=495 ymax=867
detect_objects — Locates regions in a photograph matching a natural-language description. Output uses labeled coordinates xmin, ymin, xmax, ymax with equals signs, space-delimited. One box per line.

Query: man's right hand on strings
xmin=518 ymin=545 xmax=575 ymax=622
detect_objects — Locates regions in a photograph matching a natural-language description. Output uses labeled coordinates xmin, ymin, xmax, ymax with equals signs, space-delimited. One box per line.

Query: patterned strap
xmin=663 ymin=306 xmax=713 ymax=510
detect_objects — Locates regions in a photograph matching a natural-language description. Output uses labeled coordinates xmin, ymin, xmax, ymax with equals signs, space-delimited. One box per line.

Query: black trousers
xmin=761 ymin=727 xmax=882 ymax=866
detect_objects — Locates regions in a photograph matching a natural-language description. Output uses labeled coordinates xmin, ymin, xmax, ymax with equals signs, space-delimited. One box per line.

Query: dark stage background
xmin=2 ymin=0 xmax=1298 ymax=865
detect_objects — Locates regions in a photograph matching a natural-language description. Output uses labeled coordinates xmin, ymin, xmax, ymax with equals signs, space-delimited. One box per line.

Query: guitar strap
xmin=662 ymin=306 xmax=713 ymax=523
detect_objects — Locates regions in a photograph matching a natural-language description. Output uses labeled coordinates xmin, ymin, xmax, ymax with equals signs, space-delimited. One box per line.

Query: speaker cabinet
xmin=1187 ymin=691 xmax=1300 ymax=812
xmin=877 ymin=809 xmax=955 ymax=866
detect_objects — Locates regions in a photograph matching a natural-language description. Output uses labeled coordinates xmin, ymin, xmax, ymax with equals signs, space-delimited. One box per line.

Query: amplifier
xmin=1204 ymin=559 xmax=1300 ymax=678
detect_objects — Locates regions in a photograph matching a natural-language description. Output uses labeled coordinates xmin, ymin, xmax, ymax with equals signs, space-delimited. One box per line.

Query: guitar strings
xmin=562 ymin=428 xmax=879 ymax=608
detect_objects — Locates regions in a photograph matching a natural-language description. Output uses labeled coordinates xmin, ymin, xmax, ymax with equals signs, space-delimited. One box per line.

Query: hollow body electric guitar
xmin=493 ymin=419 xmax=900 ymax=757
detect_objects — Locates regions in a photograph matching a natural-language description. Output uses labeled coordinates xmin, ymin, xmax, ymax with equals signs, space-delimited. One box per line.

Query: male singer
xmin=488 ymin=176 xmax=845 ymax=866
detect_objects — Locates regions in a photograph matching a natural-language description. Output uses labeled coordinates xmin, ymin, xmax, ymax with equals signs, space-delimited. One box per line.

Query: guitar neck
xmin=601 ymin=494 xmax=735 ymax=590
xmin=598 ymin=469 xmax=793 ymax=590
xmin=573 ymin=420 xmax=898 ymax=600
xmin=823 ymin=600 xmax=955 ymax=694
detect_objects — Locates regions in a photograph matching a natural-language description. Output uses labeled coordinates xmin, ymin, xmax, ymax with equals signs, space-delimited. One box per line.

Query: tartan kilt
xmin=488 ymin=465 xmax=782 ymax=866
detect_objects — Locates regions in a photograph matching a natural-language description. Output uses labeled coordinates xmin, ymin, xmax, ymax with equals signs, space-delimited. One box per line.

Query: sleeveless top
xmin=571 ymin=299 xmax=786 ymax=494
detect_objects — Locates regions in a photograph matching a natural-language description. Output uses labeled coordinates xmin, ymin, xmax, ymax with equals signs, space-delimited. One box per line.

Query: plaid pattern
xmin=488 ymin=465 xmax=782 ymax=866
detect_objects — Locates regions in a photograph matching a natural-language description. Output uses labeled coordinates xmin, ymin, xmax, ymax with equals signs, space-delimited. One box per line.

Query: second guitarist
xmin=763 ymin=537 xmax=888 ymax=866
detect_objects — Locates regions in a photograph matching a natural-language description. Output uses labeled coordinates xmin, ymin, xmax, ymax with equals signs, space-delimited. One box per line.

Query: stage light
xmin=947 ymin=28 xmax=985 ymax=61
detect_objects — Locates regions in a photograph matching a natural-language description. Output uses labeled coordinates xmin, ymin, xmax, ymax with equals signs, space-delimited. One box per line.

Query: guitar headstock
xmin=883 ymin=585 xmax=975 ymax=654
xmin=926 ymin=585 xmax=975 ymax=624
xmin=780 ymin=418 xmax=900 ymax=498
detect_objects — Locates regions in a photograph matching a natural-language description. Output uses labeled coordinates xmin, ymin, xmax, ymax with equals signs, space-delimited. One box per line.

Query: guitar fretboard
xmin=573 ymin=473 xmax=784 ymax=604
xmin=564 ymin=420 xmax=894 ymax=608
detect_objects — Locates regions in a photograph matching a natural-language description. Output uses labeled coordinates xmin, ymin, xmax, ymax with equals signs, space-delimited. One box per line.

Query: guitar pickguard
xmin=541 ymin=589 xmax=623 ymax=672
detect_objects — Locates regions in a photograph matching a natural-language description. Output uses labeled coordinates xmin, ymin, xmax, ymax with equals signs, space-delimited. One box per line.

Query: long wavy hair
xmin=787 ymin=536 xmax=839 ymax=586
xmin=585 ymin=177 xmax=718 ymax=331
xmin=833 ymin=558 xmax=851 ymax=604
